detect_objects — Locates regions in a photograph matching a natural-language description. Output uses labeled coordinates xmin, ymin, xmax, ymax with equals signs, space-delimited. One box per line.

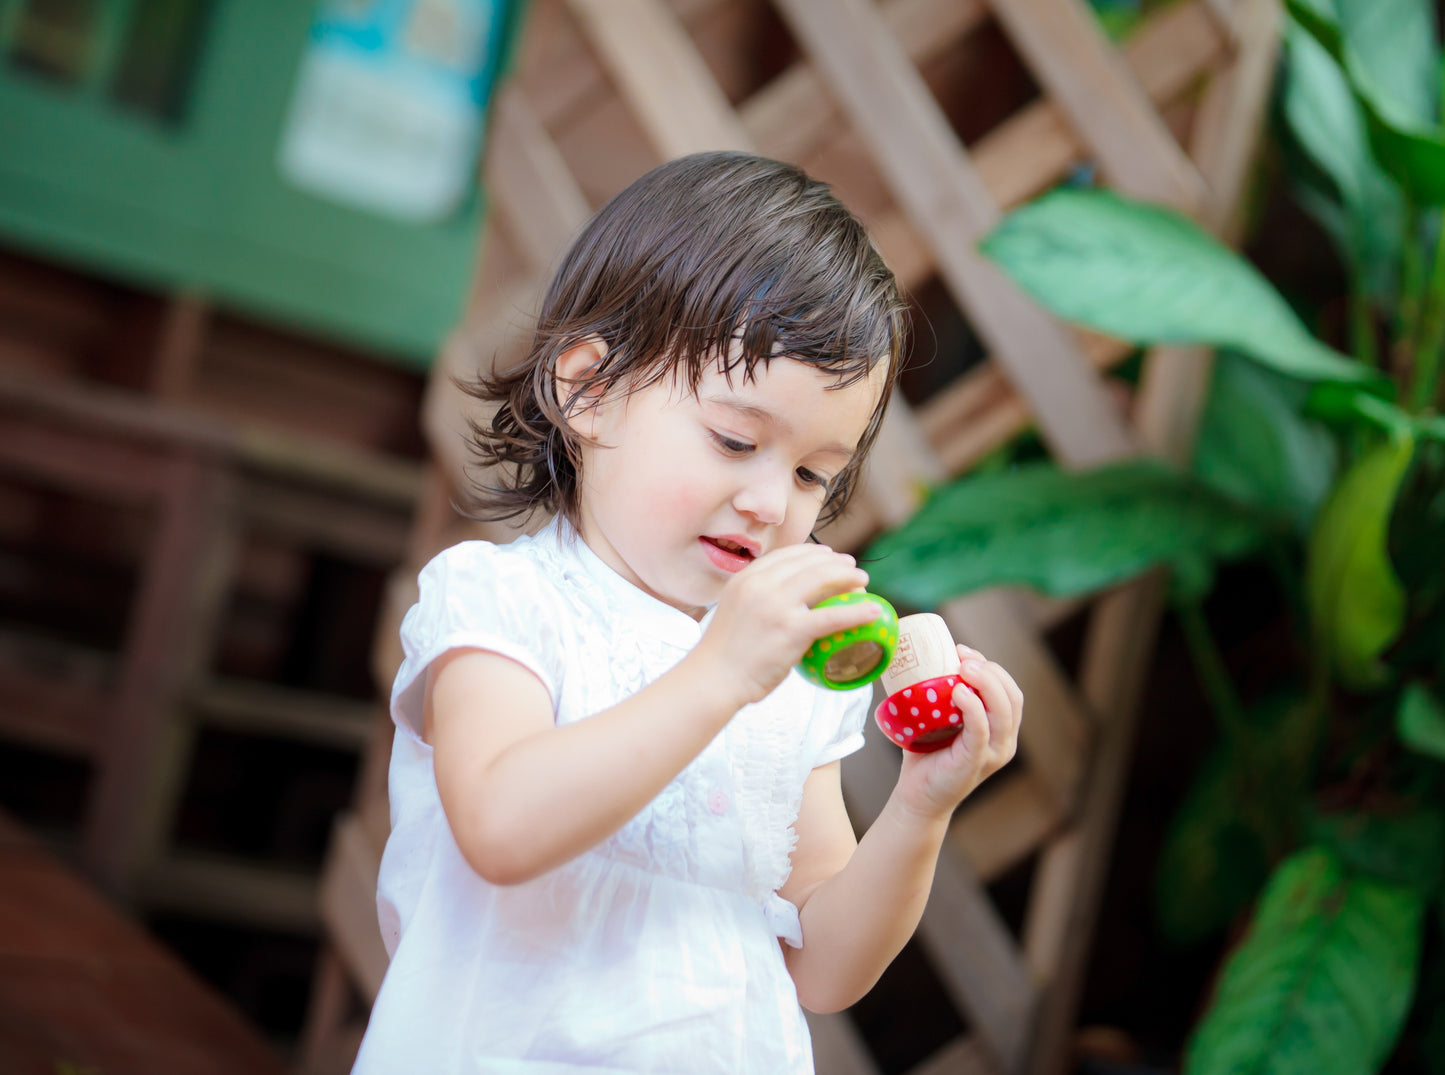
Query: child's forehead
xmin=690 ymin=353 xmax=888 ymax=421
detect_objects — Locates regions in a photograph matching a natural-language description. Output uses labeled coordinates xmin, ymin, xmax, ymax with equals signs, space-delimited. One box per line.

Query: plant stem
xmin=1177 ymin=598 xmax=1250 ymax=745
xmin=1411 ymin=211 xmax=1445 ymax=412
xmin=1348 ymin=287 xmax=1379 ymax=368
xmin=1396 ymin=200 xmax=1425 ymax=365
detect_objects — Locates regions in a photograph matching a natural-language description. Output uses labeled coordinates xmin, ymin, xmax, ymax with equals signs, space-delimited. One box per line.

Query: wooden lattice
xmin=304 ymin=1 xmax=1281 ymax=1072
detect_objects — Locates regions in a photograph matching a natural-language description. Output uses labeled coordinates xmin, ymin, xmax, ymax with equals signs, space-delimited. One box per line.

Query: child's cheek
xmin=649 ymin=468 xmax=708 ymax=524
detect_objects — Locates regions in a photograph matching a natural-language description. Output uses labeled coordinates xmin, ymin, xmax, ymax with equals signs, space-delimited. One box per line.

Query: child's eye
xmin=710 ymin=431 xmax=753 ymax=455
xmin=796 ymin=467 xmax=830 ymax=491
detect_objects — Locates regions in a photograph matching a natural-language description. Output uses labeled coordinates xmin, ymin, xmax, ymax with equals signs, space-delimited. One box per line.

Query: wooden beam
xmin=915 ymin=843 xmax=1035 ymax=1072
xmin=841 ymin=722 xmax=1034 ymax=1069
xmin=191 ymin=680 xmax=377 ymax=753
xmin=1021 ymin=5 xmax=1280 ymax=1069
xmin=485 ymin=85 xmax=593 ymax=272
xmin=138 ymin=852 xmax=320 ymax=933
xmin=320 ymin=813 xmax=389 ymax=1001
xmin=80 ymin=454 xmax=231 ymax=895
xmin=922 ymin=332 xmax=1131 ymax=476
xmin=0 ymin=414 xmax=179 ymax=502
xmin=740 ymin=0 xmax=989 ymax=164
xmin=805 ymin=1010 xmax=879 ymax=1075
xmin=762 ymin=0 xmax=1226 ymax=298
xmin=912 ymin=1035 xmax=1000 ymax=1075
xmin=237 ymin=473 xmax=414 ymax=567
xmin=149 ymin=291 xmax=210 ymax=400
xmin=565 ymin=0 xmax=751 ymax=158
xmin=942 ymin=591 xmax=1090 ymax=816
xmin=989 ymin=0 xmax=1207 ymax=211
xmin=773 ymin=0 xmax=1137 ymax=471
xmin=949 ymin=771 xmax=1063 ymax=883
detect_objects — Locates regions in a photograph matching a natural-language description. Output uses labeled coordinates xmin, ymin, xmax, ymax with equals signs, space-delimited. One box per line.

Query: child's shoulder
xmin=421 ymin=529 xmax=558 ymax=594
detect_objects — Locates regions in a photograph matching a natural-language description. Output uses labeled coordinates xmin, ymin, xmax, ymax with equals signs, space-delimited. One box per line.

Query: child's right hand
xmin=691 ymin=544 xmax=880 ymax=710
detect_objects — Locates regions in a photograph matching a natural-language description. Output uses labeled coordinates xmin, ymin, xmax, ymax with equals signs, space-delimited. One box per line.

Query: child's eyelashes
xmin=709 ymin=431 xmax=754 ymax=456
xmin=708 ymin=429 xmax=834 ymax=494
xmin=795 ymin=467 xmax=829 ymax=492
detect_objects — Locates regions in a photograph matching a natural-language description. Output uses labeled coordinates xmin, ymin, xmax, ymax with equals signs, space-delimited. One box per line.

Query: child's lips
xmin=700 ymin=536 xmax=757 ymax=572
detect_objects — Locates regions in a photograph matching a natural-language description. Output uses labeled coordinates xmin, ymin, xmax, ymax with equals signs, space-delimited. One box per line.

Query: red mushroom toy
xmin=874 ymin=613 xmax=976 ymax=753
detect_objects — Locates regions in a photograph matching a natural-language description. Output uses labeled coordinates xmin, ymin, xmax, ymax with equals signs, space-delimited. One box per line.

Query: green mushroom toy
xmin=797 ymin=592 xmax=900 ymax=690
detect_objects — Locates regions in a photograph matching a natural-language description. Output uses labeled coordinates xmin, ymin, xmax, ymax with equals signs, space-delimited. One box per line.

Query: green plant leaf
xmin=1389 ymin=438 xmax=1445 ymax=612
xmin=1287 ymin=0 xmax=1445 ymax=205
xmin=862 ymin=460 xmax=1267 ymax=608
xmin=1280 ymin=18 xmax=1403 ymax=303
xmin=1305 ymin=436 xmax=1415 ymax=690
xmin=1398 ymin=680 xmax=1445 ymax=759
xmin=1305 ymin=382 xmax=1412 ymax=437
xmin=980 ymin=189 xmax=1385 ymax=386
xmin=1335 ymin=0 xmax=1439 ymax=127
xmin=1309 ymin=806 xmax=1445 ymax=891
xmin=1155 ymin=745 xmax=1273 ymax=947
xmin=1194 ymin=352 xmax=1339 ymax=534
xmin=1155 ymin=691 xmax=1321 ymax=947
xmin=1184 ymin=846 xmax=1425 ymax=1075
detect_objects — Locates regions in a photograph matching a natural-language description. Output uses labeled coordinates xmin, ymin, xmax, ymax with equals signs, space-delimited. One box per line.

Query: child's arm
xmin=779 ymin=647 xmax=1023 ymax=1013
xmin=429 ymin=544 xmax=881 ymax=886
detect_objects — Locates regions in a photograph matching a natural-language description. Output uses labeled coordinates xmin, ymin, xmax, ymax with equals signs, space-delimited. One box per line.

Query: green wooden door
xmin=0 ymin=0 xmax=520 ymax=367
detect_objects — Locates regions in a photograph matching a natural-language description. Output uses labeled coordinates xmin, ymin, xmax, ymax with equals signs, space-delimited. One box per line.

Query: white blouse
xmin=351 ymin=519 xmax=871 ymax=1074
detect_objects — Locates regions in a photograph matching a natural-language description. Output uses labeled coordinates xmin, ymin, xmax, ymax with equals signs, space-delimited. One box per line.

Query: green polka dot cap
xmin=797 ymin=592 xmax=900 ymax=690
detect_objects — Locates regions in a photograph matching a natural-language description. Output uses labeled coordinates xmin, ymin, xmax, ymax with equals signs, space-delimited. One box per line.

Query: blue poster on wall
xmin=278 ymin=0 xmax=509 ymax=223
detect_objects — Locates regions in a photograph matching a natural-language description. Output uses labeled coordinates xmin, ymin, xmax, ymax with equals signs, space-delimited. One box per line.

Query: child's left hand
xmin=895 ymin=645 xmax=1023 ymax=819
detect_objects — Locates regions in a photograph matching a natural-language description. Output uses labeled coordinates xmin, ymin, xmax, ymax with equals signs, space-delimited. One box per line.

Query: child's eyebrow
xmin=702 ymin=396 xmax=857 ymax=458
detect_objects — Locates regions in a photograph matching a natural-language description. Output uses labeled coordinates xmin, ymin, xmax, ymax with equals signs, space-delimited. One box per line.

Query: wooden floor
xmin=0 ymin=811 xmax=291 ymax=1075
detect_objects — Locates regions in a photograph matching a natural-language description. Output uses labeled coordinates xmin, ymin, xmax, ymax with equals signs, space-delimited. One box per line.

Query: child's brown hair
xmin=463 ymin=151 xmax=906 ymax=528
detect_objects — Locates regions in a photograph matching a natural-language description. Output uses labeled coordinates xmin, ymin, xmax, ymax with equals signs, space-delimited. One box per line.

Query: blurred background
xmin=1 ymin=1 xmax=1442 ymax=1074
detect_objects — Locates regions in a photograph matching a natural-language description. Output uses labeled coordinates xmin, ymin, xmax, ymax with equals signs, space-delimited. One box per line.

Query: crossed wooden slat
xmin=303 ymin=2 xmax=1282 ymax=1072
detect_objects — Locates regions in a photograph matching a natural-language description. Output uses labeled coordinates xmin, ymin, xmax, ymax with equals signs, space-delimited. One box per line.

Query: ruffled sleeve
xmin=809 ymin=683 xmax=873 ymax=769
xmin=389 ymin=540 xmax=562 ymax=740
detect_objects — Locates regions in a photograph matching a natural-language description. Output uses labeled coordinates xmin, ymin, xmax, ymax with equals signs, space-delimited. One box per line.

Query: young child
xmin=352 ymin=151 xmax=1023 ymax=1074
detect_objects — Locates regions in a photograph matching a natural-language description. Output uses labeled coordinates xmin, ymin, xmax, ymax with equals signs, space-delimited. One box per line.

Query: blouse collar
xmin=539 ymin=517 xmax=711 ymax=647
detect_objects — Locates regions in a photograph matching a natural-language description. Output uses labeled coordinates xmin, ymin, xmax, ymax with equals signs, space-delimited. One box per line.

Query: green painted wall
xmin=0 ymin=1 xmax=521 ymax=369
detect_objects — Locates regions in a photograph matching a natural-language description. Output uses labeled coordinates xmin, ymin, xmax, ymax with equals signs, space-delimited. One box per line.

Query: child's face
xmin=573 ymin=354 xmax=886 ymax=619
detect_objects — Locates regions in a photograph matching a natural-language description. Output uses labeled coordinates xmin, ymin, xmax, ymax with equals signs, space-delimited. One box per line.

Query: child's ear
xmin=554 ymin=337 xmax=609 ymax=435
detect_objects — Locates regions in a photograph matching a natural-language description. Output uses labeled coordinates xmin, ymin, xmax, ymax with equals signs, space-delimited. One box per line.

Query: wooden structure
xmin=307 ymin=0 xmax=1281 ymax=1072
xmin=0 ymin=253 xmax=427 ymax=952
xmin=0 ymin=807 xmax=290 ymax=1074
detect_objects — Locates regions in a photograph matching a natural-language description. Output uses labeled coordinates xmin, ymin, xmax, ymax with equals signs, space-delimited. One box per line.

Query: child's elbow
xmin=793 ymin=970 xmax=873 ymax=1015
xmin=797 ymin=983 xmax=862 ymax=1016
xmin=455 ymin=816 xmax=547 ymax=887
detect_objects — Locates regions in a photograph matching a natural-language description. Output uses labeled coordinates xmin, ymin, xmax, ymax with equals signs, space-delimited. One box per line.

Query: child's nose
xmin=733 ymin=468 xmax=789 ymax=526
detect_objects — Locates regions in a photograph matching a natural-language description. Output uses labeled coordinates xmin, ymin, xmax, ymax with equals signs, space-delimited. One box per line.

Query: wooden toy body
xmin=875 ymin=613 xmax=970 ymax=752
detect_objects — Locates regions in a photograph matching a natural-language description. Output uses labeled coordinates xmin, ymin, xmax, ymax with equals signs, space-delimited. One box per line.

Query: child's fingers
xmin=957 ymin=649 xmax=1024 ymax=716
xmin=804 ymin=596 xmax=885 ymax=638
xmin=958 ymin=659 xmax=1013 ymax=727
xmin=948 ymin=683 xmax=990 ymax=766
xmin=743 ymin=544 xmax=869 ymax=608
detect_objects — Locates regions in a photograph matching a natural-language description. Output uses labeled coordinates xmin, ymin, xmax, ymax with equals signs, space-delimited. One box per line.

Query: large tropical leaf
xmin=1305 ymin=436 xmax=1415 ymax=690
xmin=1193 ymin=352 xmax=1338 ymax=534
xmin=1287 ymin=0 xmax=1445 ymax=205
xmin=1184 ymin=847 xmax=1424 ymax=1075
xmin=980 ymin=189 xmax=1384 ymax=386
xmin=1335 ymin=0 xmax=1438 ymax=126
xmin=1280 ymin=19 xmax=1403 ymax=304
xmin=863 ymin=459 xmax=1267 ymax=608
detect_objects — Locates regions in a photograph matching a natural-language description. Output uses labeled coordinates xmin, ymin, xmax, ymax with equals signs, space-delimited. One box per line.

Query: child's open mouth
xmin=700 ymin=536 xmax=757 ymax=572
